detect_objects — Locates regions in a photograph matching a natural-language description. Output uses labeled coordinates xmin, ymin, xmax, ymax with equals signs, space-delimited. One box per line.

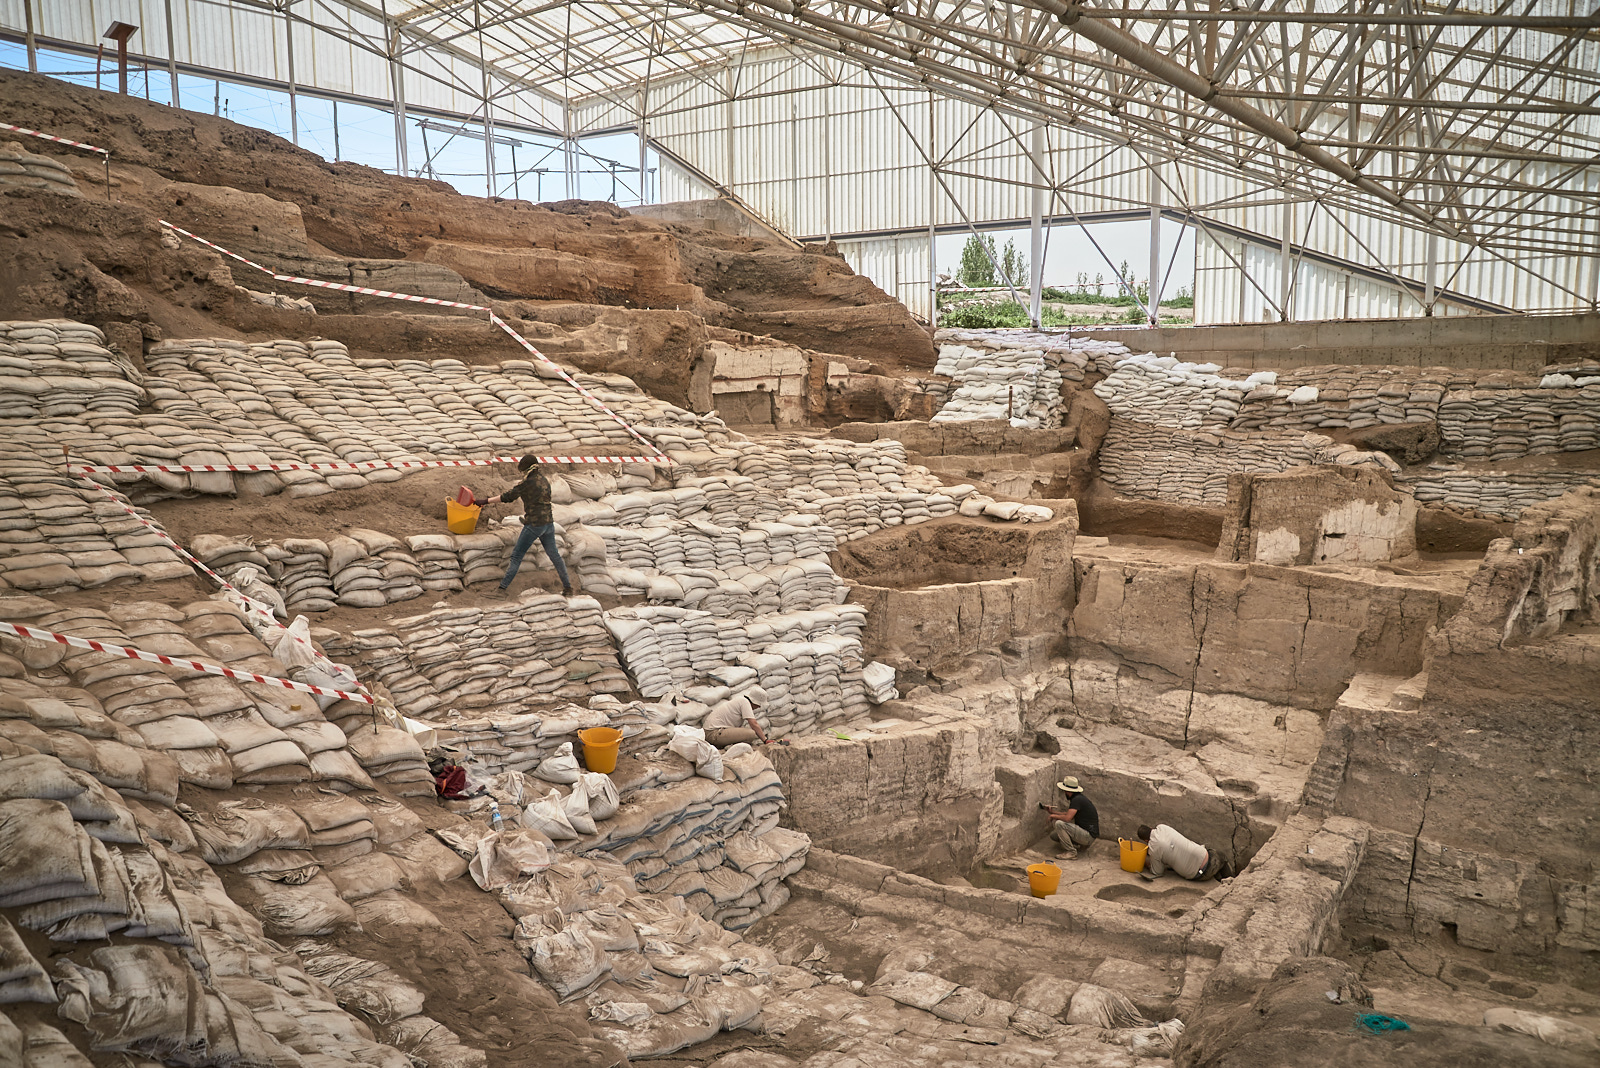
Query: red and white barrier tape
xmin=0 ymin=620 xmax=375 ymax=705
xmin=0 ymin=121 xmax=109 ymax=156
xmin=158 ymin=219 xmax=674 ymax=464
xmin=71 ymin=454 xmax=663 ymax=476
xmin=63 ymin=461 xmax=351 ymax=675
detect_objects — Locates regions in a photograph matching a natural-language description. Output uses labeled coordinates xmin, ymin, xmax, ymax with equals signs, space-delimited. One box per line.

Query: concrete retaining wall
xmin=1072 ymin=312 xmax=1600 ymax=372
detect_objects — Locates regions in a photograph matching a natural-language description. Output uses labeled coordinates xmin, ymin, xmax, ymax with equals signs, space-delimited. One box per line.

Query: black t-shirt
xmin=1066 ymin=793 xmax=1099 ymax=838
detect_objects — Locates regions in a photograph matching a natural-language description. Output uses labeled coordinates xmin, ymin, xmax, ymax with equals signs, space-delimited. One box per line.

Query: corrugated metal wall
xmin=1194 ymin=229 xmax=1476 ymax=324
xmin=578 ymin=42 xmax=1600 ymax=323
xmin=1 ymin=0 xmax=559 ymax=130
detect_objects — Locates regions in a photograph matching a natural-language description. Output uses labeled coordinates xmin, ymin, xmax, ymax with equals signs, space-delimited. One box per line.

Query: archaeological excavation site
xmin=0 ymin=6 xmax=1597 ymax=1067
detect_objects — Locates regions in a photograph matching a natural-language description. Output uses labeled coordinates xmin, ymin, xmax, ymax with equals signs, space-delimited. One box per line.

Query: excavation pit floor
xmin=965 ymin=843 xmax=1220 ymax=921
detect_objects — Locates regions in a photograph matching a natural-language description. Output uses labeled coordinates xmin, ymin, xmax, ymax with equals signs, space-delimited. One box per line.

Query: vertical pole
xmin=511 ymin=144 xmax=519 ymax=199
xmin=791 ymin=96 xmax=800 ymax=234
xmin=1280 ymin=197 xmax=1294 ymax=322
xmin=477 ymin=5 xmax=495 ymax=198
xmin=725 ymin=67 xmax=736 ymax=202
xmin=332 ymin=101 xmax=340 ymax=160
xmin=1424 ymin=227 xmax=1437 ymax=315
xmin=638 ymin=85 xmax=649 ymax=206
xmin=164 ymin=0 xmax=181 ymax=108
xmin=1029 ymin=122 xmax=1045 ymax=328
xmin=214 ymin=80 xmax=220 ymax=116
xmin=927 ymin=91 xmax=937 ymax=330
xmin=1148 ymin=158 xmax=1162 ymax=326
xmin=117 ymin=39 xmax=129 ymax=95
xmin=282 ymin=1 xmax=298 ymax=145
xmin=22 ymin=0 xmax=36 ymax=73
xmin=822 ymin=86 xmax=832 ymax=241
xmin=382 ymin=0 xmax=408 ymax=176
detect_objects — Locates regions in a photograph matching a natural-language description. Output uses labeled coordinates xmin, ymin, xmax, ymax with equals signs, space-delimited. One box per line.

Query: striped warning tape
xmin=70 ymin=454 xmax=663 ymax=476
xmin=0 ymin=121 xmax=109 ymax=156
xmin=485 ymin=311 xmax=669 ymax=461
xmin=64 ymin=460 xmax=359 ymax=681
xmin=0 ymin=620 xmax=375 ymax=705
xmin=157 ymin=219 xmax=675 ymax=464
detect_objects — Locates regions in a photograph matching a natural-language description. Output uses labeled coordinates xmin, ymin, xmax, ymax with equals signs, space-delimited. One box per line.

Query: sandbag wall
xmin=317 ymin=594 xmax=629 ymax=719
xmin=604 ymin=604 xmax=872 ymax=732
xmin=0 ymin=318 xmax=139 ymax=417
xmin=1093 ymin=351 xmax=1600 ymax=461
xmin=0 ymin=141 xmax=82 ymax=196
xmin=0 ymin=598 xmax=487 ymax=1065
xmin=0 ymin=327 xmax=727 ymax=502
xmin=0 ymin=593 xmax=430 ymax=796
xmin=931 ymin=332 xmax=1133 ymax=427
xmin=1097 ymin=421 xmax=1379 ymax=506
xmin=191 ymin=528 xmax=524 ymax=612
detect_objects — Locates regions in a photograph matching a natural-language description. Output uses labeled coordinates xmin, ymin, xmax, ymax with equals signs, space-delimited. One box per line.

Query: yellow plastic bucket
xmin=445 ymin=498 xmax=480 ymax=535
xmin=1026 ymin=862 xmax=1061 ymax=898
xmin=578 ymin=726 xmax=623 ymax=774
xmin=1119 ymin=838 xmax=1149 ymax=873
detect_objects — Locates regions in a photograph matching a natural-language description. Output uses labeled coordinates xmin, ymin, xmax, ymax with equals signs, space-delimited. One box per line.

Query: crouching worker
xmin=484 ymin=455 xmax=572 ymax=598
xmin=1137 ymin=823 xmax=1231 ymax=881
xmin=702 ymin=687 xmax=787 ymax=748
xmin=1041 ymin=777 xmax=1099 ymax=859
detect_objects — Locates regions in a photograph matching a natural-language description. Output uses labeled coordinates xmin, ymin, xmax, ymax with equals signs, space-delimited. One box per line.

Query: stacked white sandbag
xmin=319 ymin=595 xmax=628 ymax=719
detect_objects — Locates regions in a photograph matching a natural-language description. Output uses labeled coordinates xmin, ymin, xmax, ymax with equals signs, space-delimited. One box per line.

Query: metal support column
xmin=383 ymin=1 xmax=408 ymax=177
xmin=1148 ymin=159 xmax=1162 ymax=325
xmin=637 ymin=85 xmax=649 ymax=206
xmin=1279 ymin=197 xmax=1294 ymax=321
xmin=1424 ymin=226 xmax=1438 ymax=314
xmin=1028 ymin=123 xmax=1045 ymax=329
xmin=163 ymin=0 xmax=180 ymax=108
xmin=927 ymin=91 xmax=937 ymax=330
xmin=476 ymin=5 xmax=495 ymax=198
xmin=22 ymin=0 xmax=36 ymax=73
xmin=282 ymin=1 xmax=298 ymax=146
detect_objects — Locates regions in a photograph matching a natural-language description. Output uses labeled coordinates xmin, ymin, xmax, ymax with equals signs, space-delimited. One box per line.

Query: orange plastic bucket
xmin=445 ymin=498 xmax=480 ymax=535
xmin=578 ymin=726 xmax=623 ymax=774
xmin=1026 ymin=862 xmax=1061 ymax=898
xmin=1119 ymin=838 xmax=1149 ymax=873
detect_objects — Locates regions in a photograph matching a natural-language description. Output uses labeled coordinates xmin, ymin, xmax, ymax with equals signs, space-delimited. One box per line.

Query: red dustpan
xmin=455 ymin=486 xmax=476 ymax=507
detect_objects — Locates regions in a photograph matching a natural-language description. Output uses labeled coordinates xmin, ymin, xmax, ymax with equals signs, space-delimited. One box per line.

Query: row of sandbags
xmin=0 ymin=592 xmax=427 ymax=796
xmin=409 ymin=703 xmax=613 ymax=778
xmin=0 ymin=143 xmax=81 ymax=198
xmin=0 ymin=317 xmax=139 ymax=419
xmin=317 ymin=595 xmax=630 ymax=720
xmin=1396 ymin=466 xmax=1600 ymax=521
xmin=0 ymin=448 xmax=190 ymax=595
xmin=134 ymin=335 xmax=723 ymax=498
xmin=1091 ymin=349 xmax=1600 ymax=465
xmin=932 ymin=335 xmax=1133 ymax=428
xmin=1097 ymin=418 xmax=1399 ymax=506
xmin=605 ymin=604 xmax=872 ymax=735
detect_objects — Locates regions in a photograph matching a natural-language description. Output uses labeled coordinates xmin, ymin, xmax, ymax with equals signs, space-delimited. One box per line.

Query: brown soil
xmin=831 ymin=514 xmax=1046 ymax=588
xmin=1078 ymin=481 xmax=1227 ymax=544
xmin=0 ymin=69 xmax=934 ymax=387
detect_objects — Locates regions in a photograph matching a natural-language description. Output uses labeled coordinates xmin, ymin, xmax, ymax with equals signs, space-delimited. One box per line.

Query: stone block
xmin=992 ymin=751 xmax=1058 ymax=819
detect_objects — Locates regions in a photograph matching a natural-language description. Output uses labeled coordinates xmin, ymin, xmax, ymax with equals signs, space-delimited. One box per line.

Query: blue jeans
xmin=500 ymin=522 xmax=570 ymax=590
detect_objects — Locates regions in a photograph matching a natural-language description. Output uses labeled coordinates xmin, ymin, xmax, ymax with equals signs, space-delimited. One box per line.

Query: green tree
xmin=957 ymin=234 xmax=997 ymax=288
xmin=999 ymin=238 xmax=1028 ymax=289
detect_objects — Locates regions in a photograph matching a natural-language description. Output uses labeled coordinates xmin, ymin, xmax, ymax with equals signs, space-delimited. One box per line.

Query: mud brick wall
xmin=1069 ymin=558 xmax=1465 ymax=720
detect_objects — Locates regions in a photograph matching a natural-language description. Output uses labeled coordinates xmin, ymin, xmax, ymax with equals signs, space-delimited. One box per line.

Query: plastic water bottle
xmin=488 ymin=800 xmax=504 ymax=831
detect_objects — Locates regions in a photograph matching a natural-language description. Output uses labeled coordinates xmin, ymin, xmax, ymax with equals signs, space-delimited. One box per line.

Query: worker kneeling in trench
xmin=1137 ymin=823 xmax=1233 ymax=881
